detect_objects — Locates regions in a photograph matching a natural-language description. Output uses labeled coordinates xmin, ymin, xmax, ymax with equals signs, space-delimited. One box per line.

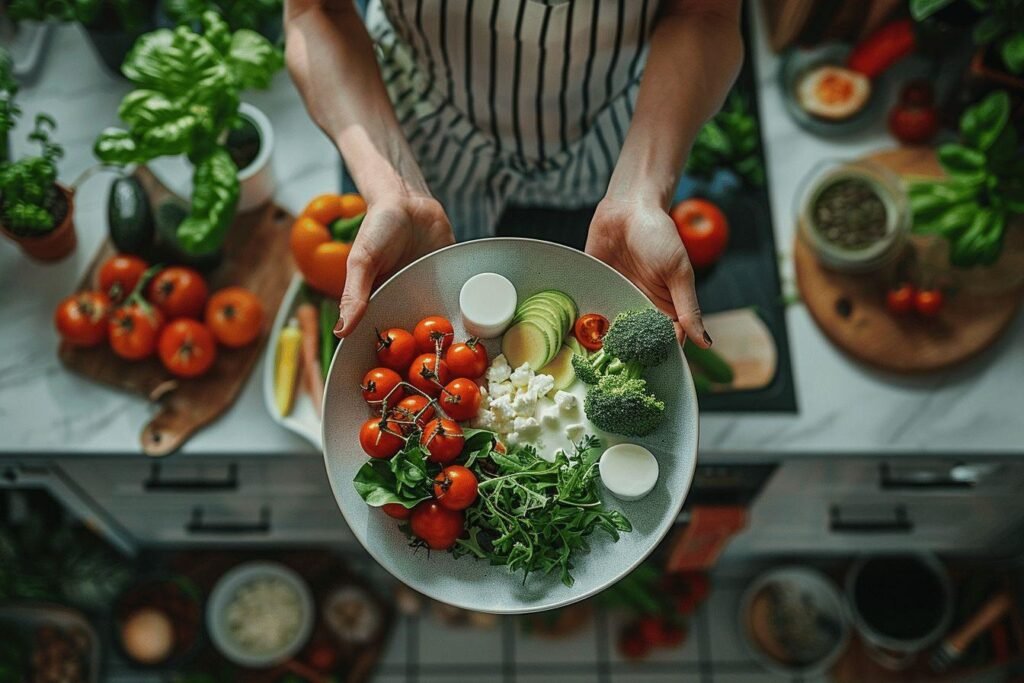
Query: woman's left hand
xmin=585 ymin=197 xmax=712 ymax=348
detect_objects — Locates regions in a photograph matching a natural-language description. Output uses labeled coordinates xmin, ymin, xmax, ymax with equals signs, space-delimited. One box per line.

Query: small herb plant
xmin=0 ymin=115 xmax=66 ymax=236
xmin=94 ymin=11 xmax=282 ymax=254
xmin=0 ymin=48 xmax=19 ymax=163
xmin=686 ymin=92 xmax=765 ymax=189
xmin=164 ymin=0 xmax=283 ymax=34
xmin=910 ymin=0 xmax=1024 ymax=74
xmin=910 ymin=91 xmax=1024 ymax=267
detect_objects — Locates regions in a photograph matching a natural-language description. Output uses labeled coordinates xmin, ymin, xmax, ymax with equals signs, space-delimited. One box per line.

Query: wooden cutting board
xmin=700 ymin=308 xmax=778 ymax=392
xmin=59 ymin=166 xmax=294 ymax=456
xmin=794 ymin=148 xmax=1024 ymax=374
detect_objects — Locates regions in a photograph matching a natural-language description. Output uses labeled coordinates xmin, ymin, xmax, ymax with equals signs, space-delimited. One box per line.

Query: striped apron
xmin=366 ymin=0 xmax=661 ymax=240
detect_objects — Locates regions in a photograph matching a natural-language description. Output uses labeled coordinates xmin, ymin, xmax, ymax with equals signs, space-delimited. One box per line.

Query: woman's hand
xmin=585 ymin=197 xmax=712 ymax=348
xmin=335 ymin=194 xmax=454 ymax=338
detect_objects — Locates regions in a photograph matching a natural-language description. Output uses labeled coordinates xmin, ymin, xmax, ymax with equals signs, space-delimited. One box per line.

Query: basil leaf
xmin=176 ymin=148 xmax=240 ymax=253
xmin=938 ymin=144 xmax=987 ymax=183
xmin=201 ymin=10 xmax=232 ymax=56
xmin=228 ymin=29 xmax=284 ymax=90
xmin=1002 ymin=34 xmax=1024 ymax=75
xmin=94 ymin=128 xmax=142 ymax=165
xmin=909 ymin=0 xmax=957 ymax=20
xmin=353 ymin=460 xmax=429 ymax=508
xmin=973 ymin=14 xmax=1006 ymax=45
xmin=959 ymin=91 xmax=1010 ymax=150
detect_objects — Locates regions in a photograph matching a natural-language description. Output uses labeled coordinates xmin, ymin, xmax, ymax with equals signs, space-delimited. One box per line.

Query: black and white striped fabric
xmin=365 ymin=0 xmax=661 ymax=239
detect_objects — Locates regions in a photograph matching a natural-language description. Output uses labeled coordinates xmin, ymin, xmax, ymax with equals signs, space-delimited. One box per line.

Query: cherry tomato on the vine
xmin=419 ymin=418 xmax=464 ymax=464
xmin=407 ymin=353 xmax=450 ymax=397
xmin=413 ymin=316 xmax=454 ymax=354
xmin=440 ymin=378 xmax=482 ymax=422
xmin=362 ymin=367 xmax=405 ymax=408
xmin=574 ymin=313 xmax=610 ymax=351
xmin=885 ymin=283 xmax=916 ymax=316
xmin=359 ymin=418 xmax=406 ymax=459
xmin=433 ymin=465 xmax=478 ymax=510
xmin=54 ymin=291 xmax=112 ymax=347
xmin=381 ymin=503 xmax=412 ymax=520
xmin=376 ymin=328 xmax=417 ymax=372
xmin=445 ymin=339 xmax=488 ymax=379
xmin=410 ymin=500 xmax=464 ymax=550
xmin=392 ymin=394 xmax=435 ymax=431
xmin=914 ymin=288 xmax=944 ymax=317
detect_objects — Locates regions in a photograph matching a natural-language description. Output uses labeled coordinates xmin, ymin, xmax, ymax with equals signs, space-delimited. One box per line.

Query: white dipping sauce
xmin=599 ymin=443 xmax=659 ymax=501
xmin=460 ymin=273 xmax=517 ymax=339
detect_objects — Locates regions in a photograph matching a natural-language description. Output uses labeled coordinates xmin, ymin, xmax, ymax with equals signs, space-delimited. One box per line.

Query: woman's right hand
xmin=334 ymin=194 xmax=454 ymax=338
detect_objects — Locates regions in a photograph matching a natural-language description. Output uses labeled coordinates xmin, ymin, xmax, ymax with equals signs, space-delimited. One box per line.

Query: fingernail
xmin=703 ymin=331 xmax=713 ymax=347
xmin=334 ymin=315 xmax=345 ymax=338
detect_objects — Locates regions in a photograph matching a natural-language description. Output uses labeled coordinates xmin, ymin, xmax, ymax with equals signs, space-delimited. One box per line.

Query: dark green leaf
xmin=94 ymin=128 xmax=142 ymax=165
xmin=228 ymin=30 xmax=284 ymax=90
xmin=959 ymin=91 xmax=1010 ymax=150
xmin=176 ymin=148 xmax=240 ymax=253
xmin=910 ymin=0 xmax=958 ymax=20
xmin=1001 ymin=33 xmax=1024 ymax=74
xmin=973 ymin=14 xmax=1006 ymax=44
xmin=938 ymin=144 xmax=987 ymax=182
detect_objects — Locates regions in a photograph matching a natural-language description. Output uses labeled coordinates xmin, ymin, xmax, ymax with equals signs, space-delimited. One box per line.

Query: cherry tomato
xmin=307 ymin=641 xmax=339 ymax=672
xmin=147 ymin=266 xmax=209 ymax=319
xmin=440 ymin=378 xmax=482 ymax=422
xmin=158 ymin=319 xmax=218 ymax=378
xmin=419 ymin=418 xmax=464 ymax=464
xmin=204 ymin=286 xmax=263 ymax=348
xmin=97 ymin=255 xmax=148 ymax=303
xmin=376 ymin=328 xmax=417 ymax=372
xmin=410 ymin=500 xmax=465 ymax=550
xmin=392 ymin=394 xmax=435 ymax=431
xmin=407 ymin=353 xmax=450 ymax=397
xmin=617 ymin=629 xmax=650 ymax=660
xmin=914 ymin=288 xmax=944 ymax=317
xmin=886 ymin=283 xmax=916 ymax=315
xmin=359 ymin=418 xmax=405 ymax=459
xmin=638 ymin=616 xmax=666 ymax=647
xmin=362 ymin=367 xmax=405 ymax=408
xmin=54 ymin=291 xmax=112 ymax=347
xmin=670 ymin=198 xmax=730 ymax=269
xmin=381 ymin=503 xmax=412 ymax=520
xmin=445 ymin=338 xmax=488 ymax=378
xmin=433 ymin=465 xmax=478 ymax=511
xmin=574 ymin=313 xmax=610 ymax=351
xmin=888 ymin=83 xmax=938 ymax=146
xmin=413 ymin=316 xmax=454 ymax=354
xmin=109 ymin=303 xmax=164 ymax=361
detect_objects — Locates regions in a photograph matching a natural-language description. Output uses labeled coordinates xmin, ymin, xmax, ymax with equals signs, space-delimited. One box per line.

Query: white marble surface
xmin=1 ymin=13 xmax=1022 ymax=460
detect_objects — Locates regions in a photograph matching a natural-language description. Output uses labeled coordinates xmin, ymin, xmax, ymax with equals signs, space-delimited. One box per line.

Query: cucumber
xmin=539 ymin=345 xmax=576 ymax=393
xmin=533 ymin=291 xmax=577 ymax=330
xmin=502 ymin=321 xmax=552 ymax=370
xmin=683 ymin=340 xmax=734 ymax=384
xmin=512 ymin=302 xmax=564 ymax=334
xmin=108 ymin=175 xmax=154 ymax=256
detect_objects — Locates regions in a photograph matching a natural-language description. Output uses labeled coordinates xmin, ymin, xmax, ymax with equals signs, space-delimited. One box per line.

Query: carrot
xmin=296 ymin=303 xmax=324 ymax=416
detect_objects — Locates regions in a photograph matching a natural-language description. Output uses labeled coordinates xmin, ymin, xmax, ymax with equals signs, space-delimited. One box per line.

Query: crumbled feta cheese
xmin=487 ymin=362 xmax=511 ymax=385
xmin=474 ymin=409 xmax=496 ymax=429
xmin=489 ymin=382 xmax=512 ymax=399
xmin=509 ymin=363 xmax=533 ymax=388
xmin=505 ymin=431 xmax=521 ymax=445
xmin=564 ymin=423 xmax=585 ymax=443
xmin=528 ymin=373 xmax=555 ymax=398
xmin=553 ymin=390 xmax=577 ymax=412
xmin=490 ymin=394 xmax=515 ymax=422
xmin=540 ymin=407 xmax=560 ymax=429
xmin=511 ymin=389 xmax=538 ymax=416
xmin=513 ymin=416 xmax=541 ymax=437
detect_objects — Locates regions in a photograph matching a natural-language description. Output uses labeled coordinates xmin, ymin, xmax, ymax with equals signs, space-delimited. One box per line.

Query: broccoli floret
xmin=571 ymin=349 xmax=644 ymax=385
xmin=583 ymin=374 xmax=665 ymax=437
xmin=602 ymin=308 xmax=676 ymax=368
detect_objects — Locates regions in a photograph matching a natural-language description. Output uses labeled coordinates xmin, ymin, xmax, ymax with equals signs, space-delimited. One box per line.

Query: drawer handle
xmin=186 ymin=506 xmax=271 ymax=535
xmin=145 ymin=464 xmax=239 ymax=492
xmin=829 ymin=504 xmax=913 ymax=533
xmin=878 ymin=463 xmax=973 ymax=490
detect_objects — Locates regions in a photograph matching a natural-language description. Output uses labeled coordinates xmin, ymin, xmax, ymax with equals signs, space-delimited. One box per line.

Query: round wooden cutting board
xmin=793 ymin=148 xmax=1024 ymax=374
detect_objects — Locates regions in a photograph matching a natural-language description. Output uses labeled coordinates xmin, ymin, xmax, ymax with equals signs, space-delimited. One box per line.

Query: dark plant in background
xmin=686 ymin=92 xmax=765 ymax=189
xmin=164 ymin=0 xmax=283 ymax=35
xmin=911 ymin=0 xmax=1024 ymax=74
xmin=7 ymin=0 xmax=151 ymax=33
xmin=0 ymin=48 xmax=19 ymax=164
xmin=910 ymin=90 xmax=1024 ymax=266
xmin=94 ymin=11 xmax=282 ymax=254
xmin=0 ymin=115 xmax=66 ymax=236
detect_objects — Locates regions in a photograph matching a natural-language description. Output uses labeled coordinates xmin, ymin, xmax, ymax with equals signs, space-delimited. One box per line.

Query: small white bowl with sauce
xmin=459 ymin=272 xmax=518 ymax=338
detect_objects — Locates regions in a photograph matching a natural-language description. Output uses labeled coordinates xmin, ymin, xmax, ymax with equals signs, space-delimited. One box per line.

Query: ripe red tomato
xmin=434 ymin=465 xmax=478 ymax=511
xmin=381 ymin=503 xmax=412 ymax=520
xmin=574 ymin=313 xmax=609 ymax=351
xmin=886 ymin=283 xmax=916 ymax=315
xmin=670 ymin=198 xmax=730 ymax=269
xmin=419 ymin=418 xmax=464 ymax=464
xmin=445 ymin=339 xmax=488 ymax=378
xmin=617 ymin=630 xmax=650 ymax=660
xmin=407 ymin=353 xmax=450 ymax=397
xmin=158 ymin=319 xmax=218 ymax=378
xmin=888 ymin=80 xmax=938 ymax=145
xmin=54 ymin=291 xmax=112 ymax=347
xmin=97 ymin=255 xmax=148 ymax=303
xmin=413 ymin=316 xmax=454 ymax=354
xmin=410 ymin=500 xmax=465 ymax=550
xmin=359 ymin=418 xmax=405 ymax=459
xmin=147 ymin=266 xmax=209 ymax=319
xmin=376 ymin=328 xmax=417 ymax=372
xmin=914 ymin=288 xmax=944 ymax=317
xmin=440 ymin=378 xmax=482 ymax=422
xmin=109 ymin=303 xmax=164 ymax=360
xmin=362 ymin=367 xmax=405 ymax=408
xmin=392 ymin=395 xmax=435 ymax=431
xmin=204 ymin=287 xmax=263 ymax=348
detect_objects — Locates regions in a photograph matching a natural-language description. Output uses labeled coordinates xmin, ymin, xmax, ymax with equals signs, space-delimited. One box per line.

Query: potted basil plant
xmin=94 ymin=10 xmax=282 ymax=257
xmin=910 ymin=91 xmax=1024 ymax=287
xmin=0 ymin=115 xmax=76 ymax=261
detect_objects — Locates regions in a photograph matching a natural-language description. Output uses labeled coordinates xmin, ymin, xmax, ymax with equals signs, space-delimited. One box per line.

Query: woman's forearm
xmin=284 ymin=0 xmax=429 ymax=203
xmin=606 ymin=0 xmax=743 ymax=207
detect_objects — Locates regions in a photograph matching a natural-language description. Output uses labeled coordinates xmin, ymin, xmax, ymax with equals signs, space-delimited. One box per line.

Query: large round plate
xmin=322 ymin=238 xmax=698 ymax=614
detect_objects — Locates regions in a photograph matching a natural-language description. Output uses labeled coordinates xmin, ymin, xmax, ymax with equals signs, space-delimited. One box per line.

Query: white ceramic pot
xmin=235 ymin=102 xmax=276 ymax=212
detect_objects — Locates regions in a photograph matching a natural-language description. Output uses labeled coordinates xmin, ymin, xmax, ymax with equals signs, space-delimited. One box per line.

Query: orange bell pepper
xmin=289 ymin=193 xmax=367 ymax=298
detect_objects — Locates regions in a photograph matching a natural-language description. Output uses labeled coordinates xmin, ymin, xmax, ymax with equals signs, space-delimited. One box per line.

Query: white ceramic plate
xmin=206 ymin=561 xmax=314 ymax=668
xmin=322 ymin=238 xmax=698 ymax=614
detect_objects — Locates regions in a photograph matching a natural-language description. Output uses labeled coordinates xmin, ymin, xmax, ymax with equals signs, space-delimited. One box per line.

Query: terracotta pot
xmin=1 ymin=184 xmax=77 ymax=262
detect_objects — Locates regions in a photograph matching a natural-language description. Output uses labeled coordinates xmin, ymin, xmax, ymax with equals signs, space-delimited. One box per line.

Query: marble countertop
xmin=2 ymin=8 xmax=1022 ymax=461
